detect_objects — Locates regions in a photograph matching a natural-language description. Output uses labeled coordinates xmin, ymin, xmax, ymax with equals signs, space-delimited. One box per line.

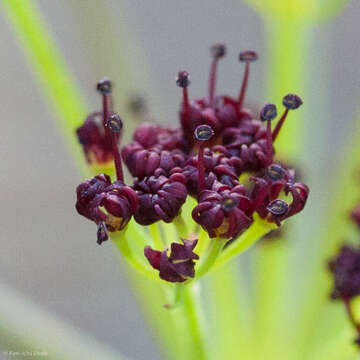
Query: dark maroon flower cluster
xmin=75 ymin=45 xmax=309 ymax=282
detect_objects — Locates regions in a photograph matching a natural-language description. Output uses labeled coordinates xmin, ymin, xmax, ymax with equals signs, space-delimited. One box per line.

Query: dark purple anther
xmin=210 ymin=43 xmax=226 ymax=59
xmin=267 ymin=199 xmax=289 ymax=216
xmin=260 ymin=104 xmax=277 ymax=122
xmin=239 ymin=50 xmax=258 ymax=63
xmin=282 ymin=94 xmax=303 ymax=110
xmin=144 ymin=238 xmax=199 ymax=283
xmin=176 ymin=70 xmax=191 ymax=88
xmin=96 ymin=78 xmax=112 ymax=94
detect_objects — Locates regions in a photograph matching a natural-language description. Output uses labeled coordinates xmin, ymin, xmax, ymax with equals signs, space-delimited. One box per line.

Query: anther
xmin=266 ymin=164 xmax=286 ymax=181
xmin=194 ymin=124 xmax=214 ymax=141
xmin=97 ymin=78 xmax=112 ymax=94
xmin=260 ymin=104 xmax=277 ymax=122
xmin=239 ymin=50 xmax=258 ymax=63
xmin=283 ymin=94 xmax=303 ymax=110
xmin=176 ymin=70 xmax=191 ymax=88
xmin=106 ymin=114 xmax=123 ymax=133
xmin=267 ymin=199 xmax=289 ymax=216
xmin=210 ymin=43 xmax=226 ymax=59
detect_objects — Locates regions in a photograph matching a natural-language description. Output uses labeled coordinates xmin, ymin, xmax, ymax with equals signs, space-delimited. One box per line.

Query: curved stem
xmin=214 ymin=215 xmax=276 ymax=270
xmin=148 ymin=223 xmax=164 ymax=249
xmin=196 ymin=238 xmax=227 ymax=278
xmin=111 ymin=231 xmax=160 ymax=282
xmin=173 ymin=215 xmax=189 ymax=238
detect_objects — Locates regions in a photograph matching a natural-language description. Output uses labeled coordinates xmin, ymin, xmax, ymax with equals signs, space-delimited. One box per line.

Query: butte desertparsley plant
xmin=75 ymin=44 xmax=309 ymax=284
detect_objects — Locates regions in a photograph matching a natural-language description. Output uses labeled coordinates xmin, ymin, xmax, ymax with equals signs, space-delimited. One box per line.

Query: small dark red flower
xmin=134 ymin=172 xmax=187 ymax=225
xmin=144 ymin=238 xmax=199 ymax=282
xmin=249 ymin=164 xmax=308 ymax=226
xmin=192 ymin=182 xmax=252 ymax=238
xmin=76 ymin=79 xmax=118 ymax=165
xmin=132 ymin=123 xmax=184 ymax=151
xmin=76 ymin=174 xmax=138 ymax=244
xmin=122 ymin=142 xmax=186 ymax=179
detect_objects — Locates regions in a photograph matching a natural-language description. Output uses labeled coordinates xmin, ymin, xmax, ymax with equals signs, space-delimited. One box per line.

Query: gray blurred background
xmin=1 ymin=1 xmax=360 ymax=359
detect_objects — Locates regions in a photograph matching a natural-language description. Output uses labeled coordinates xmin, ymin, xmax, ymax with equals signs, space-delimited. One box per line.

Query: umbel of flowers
xmin=75 ymin=44 xmax=309 ymax=283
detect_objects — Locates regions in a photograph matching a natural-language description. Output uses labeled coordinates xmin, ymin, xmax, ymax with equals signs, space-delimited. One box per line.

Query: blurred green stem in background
xmin=263 ymin=17 xmax=310 ymax=157
xmin=1 ymin=0 xmax=89 ymax=174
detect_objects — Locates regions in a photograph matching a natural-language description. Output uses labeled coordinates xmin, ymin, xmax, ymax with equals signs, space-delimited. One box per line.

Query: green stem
xmin=173 ymin=215 xmax=189 ymax=238
xmin=1 ymin=0 xmax=89 ymax=174
xmin=196 ymin=238 xmax=227 ymax=278
xmin=148 ymin=223 xmax=164 ymax=249
xmin=214 ymin=215 xmax=276 ymax=270
xmin=111 ymin=231 xmax=160 ymax=282
xmin=181 ymin=283 xmax=208 ymax=360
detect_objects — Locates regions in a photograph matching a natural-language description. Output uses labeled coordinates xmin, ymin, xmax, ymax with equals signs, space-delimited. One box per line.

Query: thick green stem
xmin=181 ymin=283 xmax=208 ymax=360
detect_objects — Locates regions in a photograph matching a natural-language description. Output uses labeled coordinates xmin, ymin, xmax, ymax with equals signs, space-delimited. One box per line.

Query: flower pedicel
xmin=75 ymin=45 xmax=308 ymax=283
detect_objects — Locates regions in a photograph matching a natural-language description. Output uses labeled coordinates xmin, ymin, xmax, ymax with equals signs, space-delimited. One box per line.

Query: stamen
xmin=176 ymin=70 xmax=191 ymax=131
xmin=208 ymin=43 xmax=226 ymax=106
xmin=97 ymin=78 xmax=113 ymax=129
xmin=260 ymin=104 xmax=277 ymax=165
xmin=194 ymin=125 xmax=214 ymax=191
xmin=238 ymin=50 xmax=258 ymax=110
xmin=272 ymin=94 xmax=303 ymax=141
xmin=176 ymin=70 xmax=190 ymax=110
xmin=106 ymin=114 xmax=124 ymax=181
